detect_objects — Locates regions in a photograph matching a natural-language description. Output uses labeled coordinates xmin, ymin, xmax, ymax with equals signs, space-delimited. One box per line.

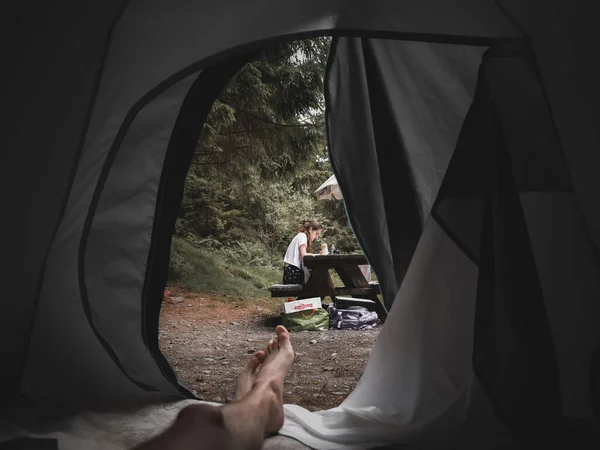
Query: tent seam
xmin=140 ymin=53 xmax=258 ymax=397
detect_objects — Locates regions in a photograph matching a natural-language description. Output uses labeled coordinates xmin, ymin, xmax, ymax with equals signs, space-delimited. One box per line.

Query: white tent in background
xmin=315 ymin=175 xmax=343 ymax=200
xmin=5 ymin=0 xmax=600 ymax=449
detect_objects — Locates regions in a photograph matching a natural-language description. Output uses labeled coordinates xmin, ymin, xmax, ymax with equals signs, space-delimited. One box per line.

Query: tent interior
xmin=4 ymin=1 xmax=600 ymax=449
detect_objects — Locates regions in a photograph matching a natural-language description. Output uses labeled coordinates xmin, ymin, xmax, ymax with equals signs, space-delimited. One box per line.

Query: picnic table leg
xmin=301 ymin=267 xmax=333 ymax=301
xmin=335 ymin=266 xmax=388 ymax=323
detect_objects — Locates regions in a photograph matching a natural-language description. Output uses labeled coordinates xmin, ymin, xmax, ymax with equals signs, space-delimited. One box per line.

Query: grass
xmin=168 ymin=236 xmax=282 ymax=299
xmin=169 ymin=236 xmax=382 ymax=305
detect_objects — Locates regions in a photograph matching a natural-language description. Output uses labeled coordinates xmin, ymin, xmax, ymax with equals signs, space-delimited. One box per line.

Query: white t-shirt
xmin=283 ymin=232 xmax=308 ymax=269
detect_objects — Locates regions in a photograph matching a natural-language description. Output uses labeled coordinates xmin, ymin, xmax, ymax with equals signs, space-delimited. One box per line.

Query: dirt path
xmin=159 ymin=287 xmax=381 ymax=411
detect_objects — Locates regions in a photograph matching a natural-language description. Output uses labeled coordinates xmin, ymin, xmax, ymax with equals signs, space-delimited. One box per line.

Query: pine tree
xmin=176 ymin=37 xmax=360 ymax=259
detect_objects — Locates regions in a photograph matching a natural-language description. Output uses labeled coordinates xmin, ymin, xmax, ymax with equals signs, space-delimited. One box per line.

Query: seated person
xmin=134 ymin=326 xmax=295 ymax=450
xmin=283 ymin=220 xmax=334 ymax=300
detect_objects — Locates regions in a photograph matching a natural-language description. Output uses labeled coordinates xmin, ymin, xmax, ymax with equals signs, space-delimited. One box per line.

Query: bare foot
xmin=234 ymin=350 xmax=266 ymax=402
xmin=255 ymin=325 xmax=295 ymax=433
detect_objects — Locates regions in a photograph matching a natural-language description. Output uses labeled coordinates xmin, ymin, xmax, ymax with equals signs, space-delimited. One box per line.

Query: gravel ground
xmin=159 ymin=287 xmax=381 ymax=411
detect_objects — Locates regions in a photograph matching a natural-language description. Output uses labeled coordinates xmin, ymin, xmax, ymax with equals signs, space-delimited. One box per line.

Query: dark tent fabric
xmin=3 ymin=0 xmax=600 ymax=448
xmin=326 ymin=37 xmax=598 ymax=446
xmin=5 ymin=0 xmax=130 ymax=406
xmin=326 ymin=38 xmax=487 ymax=307
xmin=326 ymin=36 xmax=599 ymax=447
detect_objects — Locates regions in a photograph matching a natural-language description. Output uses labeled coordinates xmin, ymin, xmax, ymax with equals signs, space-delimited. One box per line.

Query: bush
xmin=168 ymin=236 xmax=281 ymax=298
xmin=168 ymin=238 xmax=195 ymax=281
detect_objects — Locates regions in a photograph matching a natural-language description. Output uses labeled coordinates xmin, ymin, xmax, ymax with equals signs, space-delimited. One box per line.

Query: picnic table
xmin=270 ymin=253 xmax=388 ymax=322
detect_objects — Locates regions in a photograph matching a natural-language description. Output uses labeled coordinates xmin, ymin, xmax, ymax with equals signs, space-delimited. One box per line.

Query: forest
xmin=168 ymin=37 xmax=361 ymax=296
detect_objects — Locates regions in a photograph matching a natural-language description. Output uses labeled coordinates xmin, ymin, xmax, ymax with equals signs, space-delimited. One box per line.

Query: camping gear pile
xmin=328 ymin=304 xmax=379 ymax=330
xmin=282 ymin=297 xmax=329 ymax=332
xmin=281 ymin=296 xmax=380 ymax=332
xmin=328 ymin=297 xmax=379 ymax=330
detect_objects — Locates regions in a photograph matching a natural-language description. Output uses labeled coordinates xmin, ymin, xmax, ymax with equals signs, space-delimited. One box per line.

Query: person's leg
xmin=320 ymin=272 xmax=335 ymax=303
xmin=134 ymin=326 xmax=294 ymax=450
xmin=294 ymin=266 xmax=310 ymax=300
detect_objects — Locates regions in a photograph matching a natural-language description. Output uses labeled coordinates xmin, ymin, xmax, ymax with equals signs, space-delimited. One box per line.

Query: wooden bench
xmin=268 ymin=282 xmax=381 ymax=299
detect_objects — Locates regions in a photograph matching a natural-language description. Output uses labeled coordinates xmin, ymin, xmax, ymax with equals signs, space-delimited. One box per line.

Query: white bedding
xmin=0 ymin=399 xmax=313 ymax=450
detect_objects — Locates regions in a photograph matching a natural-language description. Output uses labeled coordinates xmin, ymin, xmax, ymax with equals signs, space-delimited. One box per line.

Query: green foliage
xmin=169 ymin=236 xmax=281 ymax=297
xmin=192 ymin=38 xmax=330 ymax=181
xmin=171 ymin=37 xmax=362 ymax=293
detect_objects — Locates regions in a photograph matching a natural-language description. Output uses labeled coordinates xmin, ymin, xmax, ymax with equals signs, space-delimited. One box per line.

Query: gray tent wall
xmin=4 ymin=0 xmax=599 ymax=443
xmin=5 ymin=0 xmax=131 ymax=405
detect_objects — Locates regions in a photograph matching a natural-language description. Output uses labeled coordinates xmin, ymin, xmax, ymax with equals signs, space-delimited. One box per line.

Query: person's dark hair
xmin=298 ymin=220 xmax=322 ymax=253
